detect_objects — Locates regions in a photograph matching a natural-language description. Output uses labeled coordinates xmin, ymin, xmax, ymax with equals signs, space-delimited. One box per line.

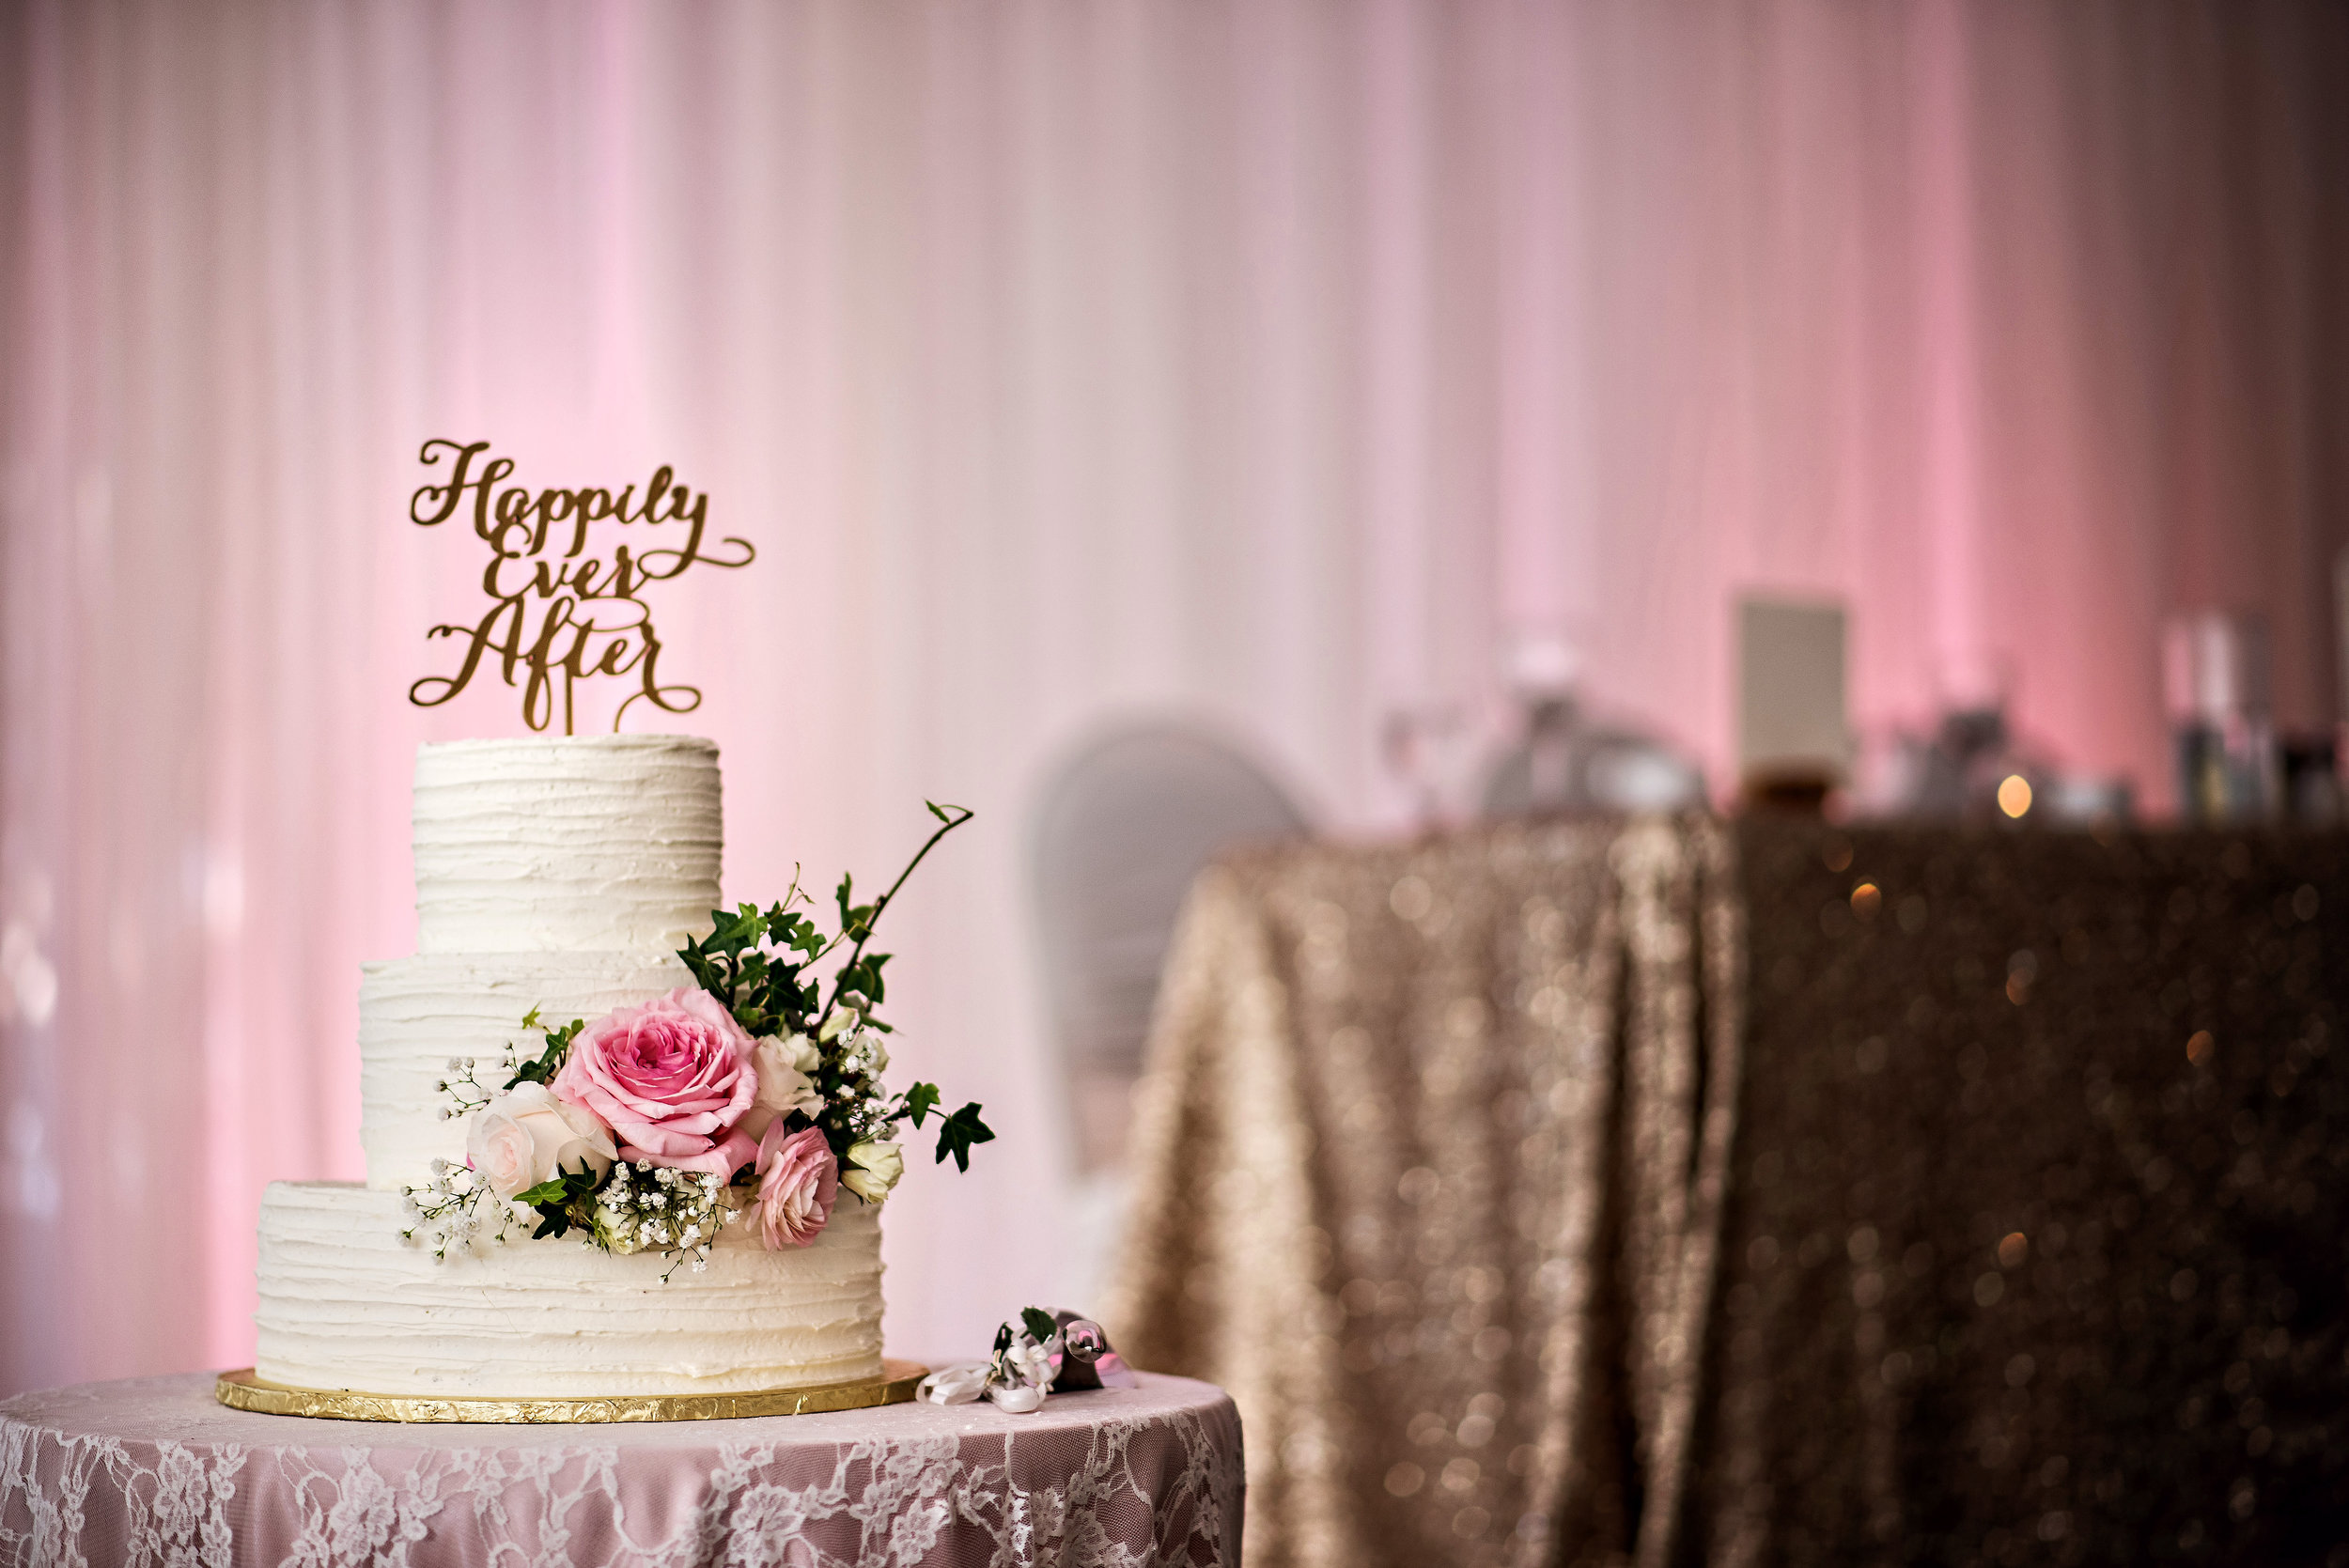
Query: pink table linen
xmin=0 ymin=1371 xmax=1241 ymax=1567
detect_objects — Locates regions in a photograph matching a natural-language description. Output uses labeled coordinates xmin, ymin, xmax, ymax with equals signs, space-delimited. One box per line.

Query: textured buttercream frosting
xmin=412 ymin=735 xmax=722 ymax=954
xmin=255 ymin=1183 xmax=885 ymax=1396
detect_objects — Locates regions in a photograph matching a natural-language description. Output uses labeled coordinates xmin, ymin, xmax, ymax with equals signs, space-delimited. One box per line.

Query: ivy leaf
xmin=523 ymin=1189 xmax=577 ymax=1239
xmin=516 ymin=1162 xmax=601 ymax=1207
xmin=782 ymin=913 xmax=824 ymax=959
xmin=517 ymin=1160 xmax=602 ymax=1238
xmin=506 ymin=1016 xmax=585 ymax=1088
xmin=898 ymin=1081 xmax=941 ymax=1128
xmin=855 ymin=952 xmax=891 ymax=1005
xmin=933 ymin=1102 xmax=995 ymax=1172
xmin=708 ymin=904 xmax=766 ymax=959
xmin=835 ymin=955 xmax=888 ymax=1012
xmin=833 ymin=872 xmax=876 ymax=939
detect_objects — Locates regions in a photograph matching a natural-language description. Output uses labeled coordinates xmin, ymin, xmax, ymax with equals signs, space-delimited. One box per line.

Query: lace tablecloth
xmin=0 ymin=1371 xmax=1241 ymax=1568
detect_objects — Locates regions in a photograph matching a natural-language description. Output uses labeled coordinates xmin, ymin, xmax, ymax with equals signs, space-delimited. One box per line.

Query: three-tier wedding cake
xmin=251 ymin=735 xmax=886 ymax=1399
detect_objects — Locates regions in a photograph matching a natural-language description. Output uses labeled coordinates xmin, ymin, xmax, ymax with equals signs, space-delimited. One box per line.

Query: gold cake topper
xmin=407 ymin=439 xmax=754 ymax=734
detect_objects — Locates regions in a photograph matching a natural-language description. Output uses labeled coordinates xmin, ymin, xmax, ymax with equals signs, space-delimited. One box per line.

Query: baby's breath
xmin=432 ymin=1057 xmax=495 ymax=1119
xmin=589 ymin=1162 xmax=729 ymax=1281
xmin=399 ymin=1159 xmax=521 ymax=1260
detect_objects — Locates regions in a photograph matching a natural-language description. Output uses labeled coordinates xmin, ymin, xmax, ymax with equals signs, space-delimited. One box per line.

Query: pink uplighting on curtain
xmin=1913 ymin=0 xmax=1995 ymax=709
xmin=3 ymin=0 xmax=2345 ymax=1395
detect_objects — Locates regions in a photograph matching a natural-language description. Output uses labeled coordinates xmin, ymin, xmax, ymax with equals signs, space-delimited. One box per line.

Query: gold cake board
xmin=214 ymin=1359 xmax=929 ymax=1425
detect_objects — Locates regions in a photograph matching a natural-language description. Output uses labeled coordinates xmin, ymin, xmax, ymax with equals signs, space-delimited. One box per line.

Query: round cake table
xmin=0 ymin=1371 xmax=1241 ymax=1567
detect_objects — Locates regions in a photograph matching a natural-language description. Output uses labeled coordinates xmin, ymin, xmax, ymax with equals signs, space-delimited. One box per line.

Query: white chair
xmin=1032 ymin=722 xmax=1313 ymax=1175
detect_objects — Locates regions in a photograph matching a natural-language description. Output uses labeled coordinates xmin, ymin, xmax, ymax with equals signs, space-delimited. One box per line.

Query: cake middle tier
xmin=360 ymin=951 xmax=694 ymax=1190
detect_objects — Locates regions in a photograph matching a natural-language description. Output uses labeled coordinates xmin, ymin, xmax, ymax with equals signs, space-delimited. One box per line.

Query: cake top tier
xmin=412 ymin=736 xmax=722 ymax=954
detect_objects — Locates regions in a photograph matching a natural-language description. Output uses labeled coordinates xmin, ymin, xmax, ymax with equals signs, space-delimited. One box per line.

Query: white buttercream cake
xmin=251 ymin=735 xmax=886 ymax=1398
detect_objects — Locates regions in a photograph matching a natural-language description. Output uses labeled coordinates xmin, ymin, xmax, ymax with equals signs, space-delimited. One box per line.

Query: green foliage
xmin=834 ymin=950 xmax=890 ymax=1015
xmin=677 ymin=896 xmax=826 ymax=1039
xmin=895 ymin=1081 xmax=942 ymax=1128
xmin=835 ymin=873 xmax=875 ymax=944
xmin=506 ymin=1017 xmax=584 ymax=1089
xmin=670 ymin=801 xmax=997 ymax=1180
xmin=1019 ymin=1306 xmax=1059 ymax=1344
xmin=933 ymin=1102 xmax=996 ymax=1172
xmin=513 ymin=1161 xmax=604 ymax=1240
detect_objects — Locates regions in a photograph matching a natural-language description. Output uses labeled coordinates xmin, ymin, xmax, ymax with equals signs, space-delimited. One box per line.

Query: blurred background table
xmin=0 ymin=1371 xmax=1241 ymax=1566
xmin=1109 ymin=815 xmax=2349 ymax=1567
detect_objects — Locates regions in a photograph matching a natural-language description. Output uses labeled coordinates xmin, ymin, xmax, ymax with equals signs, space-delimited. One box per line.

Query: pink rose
xmin=552 ymin=986 xmax=760 ymax=1177
xmin=753 ymin=1123 xmax=838 ymax=1250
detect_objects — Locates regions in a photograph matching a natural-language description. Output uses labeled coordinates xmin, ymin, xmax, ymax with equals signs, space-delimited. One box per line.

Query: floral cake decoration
xmin=914 ymin=1307 xmax=1142 ymax=1415
xmin=404 ymin=802 xmax=993 ymax=1277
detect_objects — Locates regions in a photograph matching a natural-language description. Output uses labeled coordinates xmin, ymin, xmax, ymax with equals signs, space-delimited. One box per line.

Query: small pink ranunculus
xmin=753 ymin=1123 xmax=838 ymax=1250
xmin=552 ymin=986 xmax=760 ymax=1178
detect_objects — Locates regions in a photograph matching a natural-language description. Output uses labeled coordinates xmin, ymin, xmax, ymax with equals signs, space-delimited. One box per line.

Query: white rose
xmin=841 ymin=1141 xmax=904 ymax=1203
xmin=751 ymin=1033 xmax=824 ymax=1121
xmin=1006 ymin=1334 xmax=1056 ymax=1389
xmin=464 ymin=1081 xmax=617 ymax=1201
xmin=786 ymin=1032 xmax=822 ymax=1074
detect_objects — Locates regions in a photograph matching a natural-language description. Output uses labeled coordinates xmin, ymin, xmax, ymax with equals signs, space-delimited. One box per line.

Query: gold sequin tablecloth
xmin=1107 ymin=816 xmax=2349 ymax=1567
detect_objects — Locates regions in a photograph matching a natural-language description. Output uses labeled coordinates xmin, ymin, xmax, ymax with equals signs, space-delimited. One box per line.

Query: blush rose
xmin=552 ymin=986 xmax=760 ymax=1177
xmin=753 ymin=1123 xmax=838 ymax=1250
xmin=740 ymin=1032 xmax=824 ymax=1142
xmin=465 ymin=1081 xmax=617 ymax=1200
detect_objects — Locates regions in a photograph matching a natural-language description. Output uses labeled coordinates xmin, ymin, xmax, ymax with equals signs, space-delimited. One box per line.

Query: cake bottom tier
xmin=255 ymin=1182 xmax=884 ymax=1398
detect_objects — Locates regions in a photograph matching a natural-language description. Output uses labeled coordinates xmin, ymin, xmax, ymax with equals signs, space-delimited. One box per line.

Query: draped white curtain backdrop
xmin=3 ymin=0 xmax=2345 ymax=1393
